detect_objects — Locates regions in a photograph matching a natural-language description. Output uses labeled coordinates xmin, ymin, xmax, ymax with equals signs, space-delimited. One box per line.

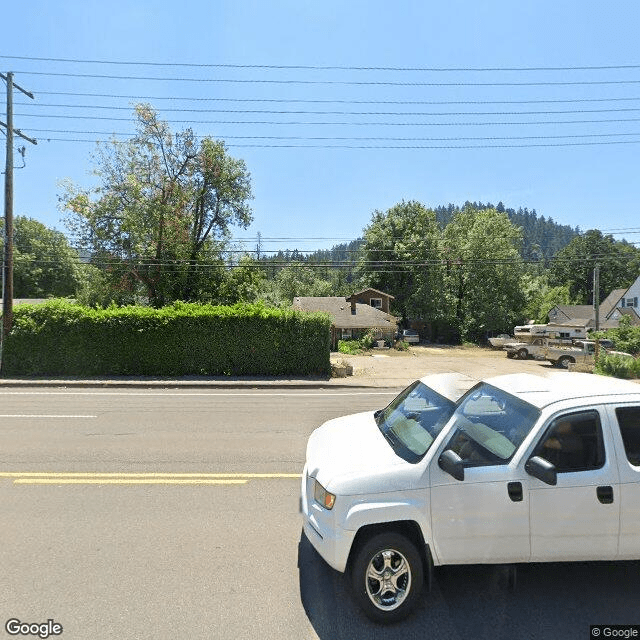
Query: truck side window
xmin=532 ymin=411 xmax=604 ymax=473
xmin=443 ymin=386 xmax=540 ymax=468
xmin=615 ymin=406 xmax=640 ymax=467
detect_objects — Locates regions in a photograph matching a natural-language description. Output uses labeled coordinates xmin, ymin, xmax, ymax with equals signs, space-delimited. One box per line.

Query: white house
xmin=605 ymin=275 xmax=640 ymax=325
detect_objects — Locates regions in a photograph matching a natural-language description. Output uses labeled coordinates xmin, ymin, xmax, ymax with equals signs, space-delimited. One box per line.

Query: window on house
xmin=342 ymin=329 xmax=353 ymax=339
xmin=627 ymin=298 xmax=636 ymax=308
xmin=370 ymin=298 xmax=382 ymax=309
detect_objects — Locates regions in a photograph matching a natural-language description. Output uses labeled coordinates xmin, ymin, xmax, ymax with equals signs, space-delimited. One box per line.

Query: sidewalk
xmin=0 ymin=345 xmax=559 ymax=390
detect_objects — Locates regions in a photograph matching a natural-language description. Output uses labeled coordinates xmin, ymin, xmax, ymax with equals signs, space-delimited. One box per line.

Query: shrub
xmin=2 ymin=300 xmax=331 ymax=377
xmin=360 ymin=331 xmax=377 ymax=350
xmin=591 ymin=317 xmax=640 ymax=356
xmin=394 ymin=339 xmax=409 ymax=351
xmin=338 ymin=339 xmax=363 ymax=355
xmin=595 ymin=354 xmax=640 ymax=379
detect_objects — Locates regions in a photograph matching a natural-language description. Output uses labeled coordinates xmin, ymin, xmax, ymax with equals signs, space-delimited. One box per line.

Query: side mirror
xmin=373 ymin=410 xmax=382 ymax=419
xmin=438 ymin=449 xmax=464 ymax=481
xmin=525 ymin=456 xmax=557 ymax=486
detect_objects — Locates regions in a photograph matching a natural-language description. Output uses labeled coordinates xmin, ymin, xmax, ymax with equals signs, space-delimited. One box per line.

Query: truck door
xmin=430 ymin=461 xmax=530 ymax=565
xmin=608 ymin=404 xmax=640 ymax=558
xmin=429 ymin=388 xmax=534 ymax=565
xmin=526 ymin=409 xmax=620 ymax=561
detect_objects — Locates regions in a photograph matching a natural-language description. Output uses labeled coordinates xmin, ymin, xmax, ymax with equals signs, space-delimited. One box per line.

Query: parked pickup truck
xmin=301 ymin=372 xmax=640 ymax=623
xmin=545 ymin=339 xmax=631 ymax=368
xmin=504 ymin=337 xmax=548 ymax=360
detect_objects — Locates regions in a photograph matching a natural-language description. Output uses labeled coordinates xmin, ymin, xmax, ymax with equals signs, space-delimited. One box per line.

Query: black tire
xmin=558 ymin=355 xmax=574 ymax=369
xmin=517 ymin=348 xmax=528 ymax=360
xmin=349 ymin=532 xmax=424 ymax=624
xmin=506 ymin=351 xmax=515 ymax=359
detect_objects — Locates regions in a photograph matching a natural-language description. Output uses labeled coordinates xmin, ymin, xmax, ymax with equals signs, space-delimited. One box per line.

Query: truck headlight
xmin=314 ymin=479 xmax=336 ymax=510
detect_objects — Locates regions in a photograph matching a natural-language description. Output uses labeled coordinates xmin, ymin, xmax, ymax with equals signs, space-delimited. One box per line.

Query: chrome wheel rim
xmin=365 ymin=548 xmax=412 ymax=611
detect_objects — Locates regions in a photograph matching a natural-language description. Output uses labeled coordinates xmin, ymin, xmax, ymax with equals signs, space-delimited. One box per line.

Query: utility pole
xmin=593 ymin=264 xmax=600 ymax=332
xmin=1 ymin=72 xmax=36 ymax=369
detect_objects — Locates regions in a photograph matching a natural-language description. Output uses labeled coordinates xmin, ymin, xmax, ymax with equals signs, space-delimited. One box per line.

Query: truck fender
xmin=344 ymin=499 xmax=428 ymax=532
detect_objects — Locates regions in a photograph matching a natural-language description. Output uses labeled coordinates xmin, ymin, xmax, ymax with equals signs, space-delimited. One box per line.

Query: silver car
xmin=402 ymin=329 xmax=420 ymax=343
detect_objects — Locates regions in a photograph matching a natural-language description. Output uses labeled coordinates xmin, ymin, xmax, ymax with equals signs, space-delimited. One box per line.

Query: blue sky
xmin=2 ymin=0 xmax=640 ymax=253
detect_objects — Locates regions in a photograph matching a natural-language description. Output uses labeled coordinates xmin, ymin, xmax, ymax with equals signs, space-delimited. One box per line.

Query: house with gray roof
xmin=604 ymin=276 xmax=640 ymax=326
xmin=293 ymin=290 xmax=398 ymax=350
xmin=548 ymin=278 xmax=640 ymax=330
xmin=547 ymin=305 xmax=595 ymax=327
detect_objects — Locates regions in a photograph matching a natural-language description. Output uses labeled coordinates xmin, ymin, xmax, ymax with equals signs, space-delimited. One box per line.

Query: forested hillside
xmin=262 ymin=202 xmax=579 ymax=265
xmin=434 ymin=201 xmax=579 ymax=260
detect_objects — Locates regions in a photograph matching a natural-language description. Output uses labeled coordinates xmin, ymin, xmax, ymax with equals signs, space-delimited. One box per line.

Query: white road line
xmin=0 ymin=390 xmax=398 ymax=397
xmin=0 ymin=472 xmax=301 ymax=478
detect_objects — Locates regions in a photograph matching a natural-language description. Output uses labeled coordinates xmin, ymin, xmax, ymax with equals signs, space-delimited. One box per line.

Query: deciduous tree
xmin=1 ymin=216 xmax=83 ymax=298
xmin=441 ymin=207 xmax=525 ymax=341
xmin=60 ymin=104 xmax=253 ymax=307
xmin=548 ymin=230 xmax=640 ymax=304
xmin=357 ymin=201 xmax=443 ymax=323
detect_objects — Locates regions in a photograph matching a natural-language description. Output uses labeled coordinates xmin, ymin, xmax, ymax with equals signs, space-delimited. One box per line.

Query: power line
xmin=36 ymin=138 xmax=640 ymax=149
xmin=25 ymin=129 xmax=640 ymax=143
xmin=3 ymin=55 xmax=640 ymax=72
xmin=32 ymin=91 xmax=640 ymax=107
xmin=15 ymin=251 xmax=640 ymax=272
xmin=12 ymin=70 xmax=640 ymax=87
xmin=16 ymin=113 xmax=640 ymax=126
xmin=19 ymin=102 xmax=640 ymax=116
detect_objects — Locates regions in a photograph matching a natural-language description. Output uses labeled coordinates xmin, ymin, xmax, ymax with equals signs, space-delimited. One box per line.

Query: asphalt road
xmin=1 ymin=388 xmax=638 ymax=639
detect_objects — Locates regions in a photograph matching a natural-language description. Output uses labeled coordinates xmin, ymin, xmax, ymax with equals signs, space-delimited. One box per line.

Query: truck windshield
xmin=444 ymin=383 xmax=540 ymax=466
xmin=375 ymin=381 xmax=457 ymax=462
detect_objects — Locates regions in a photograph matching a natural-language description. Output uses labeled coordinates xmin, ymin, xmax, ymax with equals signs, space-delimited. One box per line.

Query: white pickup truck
xmin=301 ymin=372 xmax=640 ymax=623
xmin=504 ymin=337 xmax=547 ymax=360
xmin=545 ymin=339 xmax=630 ymax=368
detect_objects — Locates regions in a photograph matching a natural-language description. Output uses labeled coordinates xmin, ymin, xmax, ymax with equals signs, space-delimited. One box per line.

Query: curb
xmin=0 ymin=377 xmax=402 ymax=390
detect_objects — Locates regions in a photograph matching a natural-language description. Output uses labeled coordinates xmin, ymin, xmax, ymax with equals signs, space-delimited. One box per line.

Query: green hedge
xmin=2 ymin=300 xmax=331 ymax=377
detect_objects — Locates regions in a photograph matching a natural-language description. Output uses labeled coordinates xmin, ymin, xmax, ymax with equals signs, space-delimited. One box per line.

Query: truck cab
xmin=301 ymin=372 xmax=640 ymax=623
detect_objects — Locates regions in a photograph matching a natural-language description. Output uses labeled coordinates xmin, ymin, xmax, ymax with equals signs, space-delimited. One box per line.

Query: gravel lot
xmin=330 ymin=344 xmax=571 ymax=388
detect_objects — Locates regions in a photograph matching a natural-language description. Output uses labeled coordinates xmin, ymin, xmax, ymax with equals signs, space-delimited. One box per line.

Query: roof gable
xmin=601 ymin=288 xmax=626 ymax=318
xmin=347 ymin=288 xmax=395 ymax=301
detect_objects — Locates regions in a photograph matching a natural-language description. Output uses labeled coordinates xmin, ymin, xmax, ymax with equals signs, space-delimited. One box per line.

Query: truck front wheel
xmin=350 ymin=532 xmax=424 ymax=624
xmin=517 ymin=348 xmax=529 ymax=360
xmin=558 ymin=355 xmax=574 ymax=369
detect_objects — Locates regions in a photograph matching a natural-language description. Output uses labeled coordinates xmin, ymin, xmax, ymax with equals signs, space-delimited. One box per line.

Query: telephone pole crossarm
xmin=0 ymin=121 xmax=37 ymax=145
xmin=0 ymin=72 xmax=34 ymax=99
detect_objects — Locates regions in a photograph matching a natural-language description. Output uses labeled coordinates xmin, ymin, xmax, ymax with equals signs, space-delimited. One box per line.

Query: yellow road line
xmin=0 ymin=471 xmax=301 ymax=485
xmin=14 ymin=478 xmax=248 ymax=485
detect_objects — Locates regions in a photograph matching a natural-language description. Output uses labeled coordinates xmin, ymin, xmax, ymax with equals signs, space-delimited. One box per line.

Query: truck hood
xmin=305 ymin=411 xmax=423 ymax=496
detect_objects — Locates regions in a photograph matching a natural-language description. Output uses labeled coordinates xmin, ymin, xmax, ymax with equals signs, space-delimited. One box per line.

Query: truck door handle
xmin=597 ymin=486 xmax=614 ymax=504
xmin=507 ymin=482 xmax=523 ymax=502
